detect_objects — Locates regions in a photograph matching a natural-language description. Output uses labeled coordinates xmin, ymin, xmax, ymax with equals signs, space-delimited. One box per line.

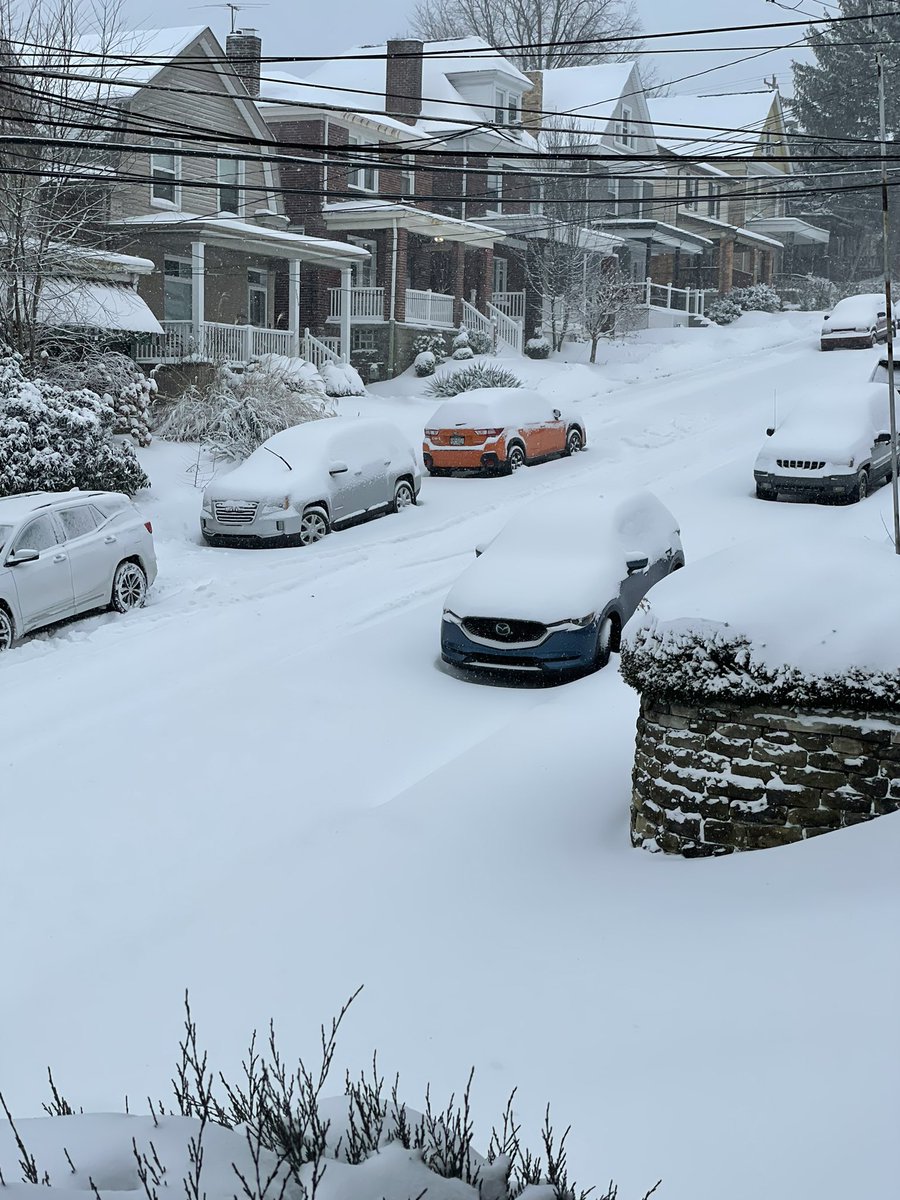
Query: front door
xmin=327 ymin=427 xmax=389 ymax=523
xmin=57 ymin=504 xmax=110 ymax=612
xmin=7 ymin=514 xmax=74 ymax=631
xmin=248 ymin=269 xmax=268 ymax=326
xmin=492 ymin=256 xmax=508 ymax=298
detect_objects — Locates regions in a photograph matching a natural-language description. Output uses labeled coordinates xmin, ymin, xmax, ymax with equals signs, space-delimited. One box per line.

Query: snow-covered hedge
xmin=452 ymin=344 xmax=475 ymax=360
xmin=0 ymin=347 xmax=149 ymax=496
xmin=43 ymin=350 xmax=155 ymax=447
xmin=155 ymin=359 xmax=334 ymax=461
xmin=426 ymin=362 xmax=523 ymax=397
xmin=411 ymin=331 xmax=447 ymax=364
xmin=621 ymin=539 xmax=900 ymax=712
xmin=414 ymin=350 xmax=436 ymax=377
xmin=524 ymin=336 xmax=551 ymax=359
xmin=320 ymin=361 xmax=366 ymax=397
xmin=708 ymin=284 xmax=782 ymax=325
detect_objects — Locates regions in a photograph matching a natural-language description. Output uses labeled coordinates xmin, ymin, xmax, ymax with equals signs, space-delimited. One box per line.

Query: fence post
xmin=645 ymin=277 xmax=652 ymax=307
xmin=666 ymin=281 xmax=673 ymax=310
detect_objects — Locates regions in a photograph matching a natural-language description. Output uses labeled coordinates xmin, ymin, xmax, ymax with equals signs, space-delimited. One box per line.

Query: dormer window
xmin=682 ymin=176 xmax=699 ymax=211
xmin=495 ymin=88 xmax=508 ymax=125
xmin=616 ymin=106 xmax=635 ymax=149
xmin=507 ymin=94 xmax=521 ymax=126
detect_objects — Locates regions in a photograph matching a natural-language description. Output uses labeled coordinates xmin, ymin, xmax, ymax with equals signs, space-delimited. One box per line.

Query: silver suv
xmin=0 ymin=491 xmax=157 ymax=651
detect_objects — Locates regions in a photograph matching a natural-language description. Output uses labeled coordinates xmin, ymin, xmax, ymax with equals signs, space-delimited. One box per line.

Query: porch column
xmin=339 ymin=266 xmax=352 ymax=363
xmin=475 ymin=247 xmax=493 ymax=311
xmin=762 ymin=250 xmax=774 ymax=285
xmin=750 ymin=247 xmax=761 ymax=283
xmin=452 ymin=241 xmax=466 ymax=324
xmin=385 ymin=226 xmax=408 ymax=323
xmin=288 ymin=259 xmax=301 ymax=357
xmin=718 ymin=237 xmax=735 ymax=294
xmin=190 ymin=240 xmax=205 ymax=354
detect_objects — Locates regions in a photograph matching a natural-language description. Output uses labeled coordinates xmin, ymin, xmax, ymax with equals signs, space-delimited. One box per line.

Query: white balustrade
xmin=405 ymin=288 xmax=454 ymax=327
xmin=491 ymin=290 xmax=526 ymax=320
xmin=461 ymin=299 xmax=495 ymax=344
xmin=328 ymin=286 xmax=384 ymax=320
xmin=252 ymin=328 xmax=294 ymax=357
xmin=487 ymin=302 xmax=523 ymax=354
xmin=302 ymin=328 xmax=341 ymax=367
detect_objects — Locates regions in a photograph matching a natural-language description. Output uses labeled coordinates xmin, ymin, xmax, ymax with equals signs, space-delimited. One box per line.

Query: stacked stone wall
xmin=631 ymin=698 xmax=900 ymax=855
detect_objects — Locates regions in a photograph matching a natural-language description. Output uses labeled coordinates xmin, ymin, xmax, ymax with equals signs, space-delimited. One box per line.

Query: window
xmin=163 ymin=257 xmax=193 ymax=322
xmin=761 ymin=132 xmax=776 ymax=157
xmin=13 ymin=516 xmax=59 ymax=555
xmin=507 ymin=94 xmax=521 ymax=126
xmin=347 ymin=134 xmax=378 ymax=192
xmin=492 ymin=256 xmax=508 ymax=295
xmin=351 ymin=328 xmax=377 ymax=352
xmin=495 ymin=88 xmax=507 ymax=124
xmin=150 ymin=139 xmax=180 ymax=207
xmin=349 ymin=236 xmax=377 ymax=288
xmin=217 ymin=153 xmax=244 ymax=213
xmin=401 ymin=155 xmax=416 ymax=197
xmin=616 ymin=106 xmax=635 ymax=149
xmin=682 ymin=176 xmax=699 ymax=211
xmin=58 ymin=507 xmax=98 ymax=540
xmin=608 ymin=175 xmax=620 ymax=215
xmin=484 ymin=169 xmax=502 ymax=211
xmin=706 ymin=182 xmax=721 ymax=218
xmin=248 ymin=269 xmax=268 ymax=327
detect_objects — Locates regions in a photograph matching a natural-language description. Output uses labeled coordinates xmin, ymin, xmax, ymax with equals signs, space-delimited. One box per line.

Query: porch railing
xmin=638 ymin=279 xmax=707 ymax=316
xmin=405 ymin=288 xmax=454 ymax=327
xmin=135 ymin=320 xmax=296 ymax=364
xmin=461 ymin=299 xmax=496 ymax=346
xmin=491 ymin=290 xmax=526 ymax=320
xmin=302 ymin=328 xmax=342 ymax=367
xmin=487 ymin=301 xmax=523 ymax=354
xmin=328 ymin=286 xmax=384 ymax=320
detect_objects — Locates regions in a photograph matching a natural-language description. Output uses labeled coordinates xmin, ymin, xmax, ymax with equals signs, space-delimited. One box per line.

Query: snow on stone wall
xmin=631 ymin=697 xmax=900 ymax=855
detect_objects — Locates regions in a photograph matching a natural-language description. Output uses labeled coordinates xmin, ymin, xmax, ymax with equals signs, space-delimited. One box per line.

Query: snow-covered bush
xmin=426 ymin=362 xmax=523 ymax=397
xmin=452 ymin=344 xmax=475 ymax=360
xmin=729 ymin=283 xmax=782 ymax=313
xmin=467 ymin=328 xmax=494 ymax=355
xmin=524 ymin=335 xmax=551 ymax=359
xmin=43 ymin=350 xmax=155 ymax=446
xmin=155 ymin=358 xmax=334 ymax=461
xmin=320 ymin=361 xmax=366 ymax=397
xmin=793 ymin=276 xmax=840 ymax=312
xmin=707 ymin=296 xmax=743 ymax=325
xmin=411 ymin=331 xmax=447 ymax=363
xmin=0 ymin=346 xmax=149 ymax=496
xmin=452 ymin=325 xmax=470 ymax=352
xmin=414 ymin=350 xmax=436 ymax=377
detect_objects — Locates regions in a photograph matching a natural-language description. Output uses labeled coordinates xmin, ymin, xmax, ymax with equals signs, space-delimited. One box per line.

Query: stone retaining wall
xmin=631 ymin=698 xmax=900 ymax=855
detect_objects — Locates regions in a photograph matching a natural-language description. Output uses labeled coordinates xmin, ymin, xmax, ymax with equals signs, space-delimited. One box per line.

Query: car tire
xmin=869 ymin=330 xmax=877 ymax=348
xmin=110 ymin=560 xmax=148 ymax=613
xmin=299 ymin=506 xmax=330 ymax=545
xmin=820 ymin=342 xmax=831 ymax=351
xmin=593 ymin=615 xmax=617 ymax=671
xmin=505 ymin=443 xmax=526 ymax=473
xmin=392 ymin=479 xmax=416 ymax=512
xmin=0 ymin=605 xmax=14 ymax=651
xmin=755 ymin=484 xmax=777 ymax=500
xmin=564 ymin=427 xmax=584 ymax=456
xmin=854 ymin=468 xmax=869 ymax=503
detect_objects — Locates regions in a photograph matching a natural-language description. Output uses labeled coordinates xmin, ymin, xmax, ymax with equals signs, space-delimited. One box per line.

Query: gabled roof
xmin=540 ymin=62 xmax=637 ymax=139
xmin=650 ymin=92 xmax=783 ymax=158
xmin=68 ymin=26 xmax=208 ymax=98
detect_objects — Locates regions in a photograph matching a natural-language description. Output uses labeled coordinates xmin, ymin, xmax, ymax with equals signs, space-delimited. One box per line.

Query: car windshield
xmin=0 ymin=524 xmax=12 ymax=554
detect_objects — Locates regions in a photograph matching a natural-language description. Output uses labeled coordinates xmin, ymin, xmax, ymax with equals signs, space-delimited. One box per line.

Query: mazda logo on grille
xmin=495 ymin=622 xmax=511 ymax=636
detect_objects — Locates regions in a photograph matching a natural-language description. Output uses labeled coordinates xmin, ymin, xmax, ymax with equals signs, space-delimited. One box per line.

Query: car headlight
xmin=201 ymin=497 xmax=213 ymax=514
xmin=549 ymin=613 xmax=596 ymax=629
xmin=261 ymin=497 xmax=291 ymax=514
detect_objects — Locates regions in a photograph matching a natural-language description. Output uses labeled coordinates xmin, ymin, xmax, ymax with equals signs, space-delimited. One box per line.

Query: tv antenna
xmin=190 ymin=3 xmax=268 ymax=33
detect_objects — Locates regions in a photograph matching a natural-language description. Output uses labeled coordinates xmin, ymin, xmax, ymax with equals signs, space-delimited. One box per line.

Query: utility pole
xmin=874 ymin=15 xmax=900 ymax=552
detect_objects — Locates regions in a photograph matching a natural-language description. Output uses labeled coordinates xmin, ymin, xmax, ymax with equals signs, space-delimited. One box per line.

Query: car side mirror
xmin=474 ymin=543 xmax=487 ymax=557
xmin=7 ymin=548 xmax=39 ymax=565
xmin=626 ymin=554 xmax=649 ymax=575
xmin=328 ymin=461 xmax=349 ymax=475
xmin=875 ymin=432 xmax=892 ymax=443
xmin=552 ymin=408 xmax=561 ymax=420
xmin=765 ymin=427 xmax=775 ymax=437
xmin=878 ymin=311 xmax=886 ymax=318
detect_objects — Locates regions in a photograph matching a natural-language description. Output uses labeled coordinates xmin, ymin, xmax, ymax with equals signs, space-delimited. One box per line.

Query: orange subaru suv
xmin=422 ymin=387 xmax=586 ymax=475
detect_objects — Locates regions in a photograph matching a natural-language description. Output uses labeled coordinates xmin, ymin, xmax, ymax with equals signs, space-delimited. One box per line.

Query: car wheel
xmin=565 ymin=427 xmax=584 ymax=456
xmin=820 ymin=342 xmax=831 ymax=351
xmin=755 ymin=483 xmax=777 ymax=501
xmin=594 ymin=615 xmax=616 ymax=671
xmin=0 ymin=606 xmax=14 ymax=651
xmin=854 ymin=468 xmax=869 ymax=503
xmin=299 ymin=506 xmax=330 ymax=545
xmin=110 ymin=560 xmax=148 ymax=613
xmin=392 ymin=479 xmax=416 ymax=512
xmin=869 ymin=330 xmax=877 ymax=348
xmin=506 ymin=444 xmax=526 ymax=473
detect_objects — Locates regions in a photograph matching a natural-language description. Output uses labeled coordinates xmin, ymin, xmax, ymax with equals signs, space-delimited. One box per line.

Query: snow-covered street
xmin=2 ymin=314 xmax=897 ymax=1200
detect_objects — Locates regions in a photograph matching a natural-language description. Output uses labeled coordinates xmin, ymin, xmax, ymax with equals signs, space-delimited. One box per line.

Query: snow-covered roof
xmin=322 ymin=201 xmax=504 ymax=246
xmin=540 ymin=62 xmax=636 ymax=140
xmin=68 ymin=27 xmax=208 ymax=98
xmin=258 ymin=38 xmax=532 ymax=139
xmin=650 ymin=92 xmax=781 ymax=157
xmin=37 ymin=278 xmax=163 ymax=333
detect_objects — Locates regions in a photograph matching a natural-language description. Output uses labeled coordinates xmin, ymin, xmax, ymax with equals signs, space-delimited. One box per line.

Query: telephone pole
xmin=875 ymin=27 xmax=900 ymax=551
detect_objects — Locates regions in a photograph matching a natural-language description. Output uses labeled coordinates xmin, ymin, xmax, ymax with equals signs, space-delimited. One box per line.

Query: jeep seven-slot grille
xmin=776 ymin=459 xmax=826 ymax=471
xmin=463 ymin=616 xmax=547 ymax=643
xmin=213 ymin=501 xmax=258 ymax=525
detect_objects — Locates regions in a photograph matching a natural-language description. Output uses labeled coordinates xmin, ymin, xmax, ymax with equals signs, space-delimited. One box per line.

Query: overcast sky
xmin=119 ymin=0 xmax=815 ymax=96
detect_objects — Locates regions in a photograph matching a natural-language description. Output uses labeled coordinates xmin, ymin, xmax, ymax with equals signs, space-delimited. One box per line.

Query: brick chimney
xmin=226 ymin=28 xmax=262 ymax=98
xmin=523 ymin=69 xmax=543 ymax=133
xmin=385 ymin=39 xmax=423 ymax=124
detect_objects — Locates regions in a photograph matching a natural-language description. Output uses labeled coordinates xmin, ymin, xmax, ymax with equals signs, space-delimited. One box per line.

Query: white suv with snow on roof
xmin=0 ymin=491 xmax=157 ymax=651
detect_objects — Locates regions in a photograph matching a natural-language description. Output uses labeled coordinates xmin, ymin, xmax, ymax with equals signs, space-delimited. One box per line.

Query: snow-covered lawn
xmin=1 ymin=313 xmax=897 ymax=1200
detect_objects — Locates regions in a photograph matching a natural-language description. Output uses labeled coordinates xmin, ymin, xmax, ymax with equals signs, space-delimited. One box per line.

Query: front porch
xmin=112 ymin=212 xmax=369 ymax=366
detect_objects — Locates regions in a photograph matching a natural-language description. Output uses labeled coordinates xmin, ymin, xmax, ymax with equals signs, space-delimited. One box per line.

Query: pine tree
xmin=791 ymin=0 xmax=900 ymax=280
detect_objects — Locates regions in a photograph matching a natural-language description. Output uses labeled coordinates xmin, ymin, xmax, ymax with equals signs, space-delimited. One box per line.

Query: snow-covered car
xmin=201 ymin=417 xmax=421 ymax=547
xmin=441 ymin=488 xmax=684 ymax=679
xmin=753 ymin=383 xmax=895 ymax=503
xmin=0 ymin=491 xmax=156 ymax=651
xmin=820 ymin=293 xmax=890 ymax=350
xmin=422 ymin=388 xmax=586 ymax=475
